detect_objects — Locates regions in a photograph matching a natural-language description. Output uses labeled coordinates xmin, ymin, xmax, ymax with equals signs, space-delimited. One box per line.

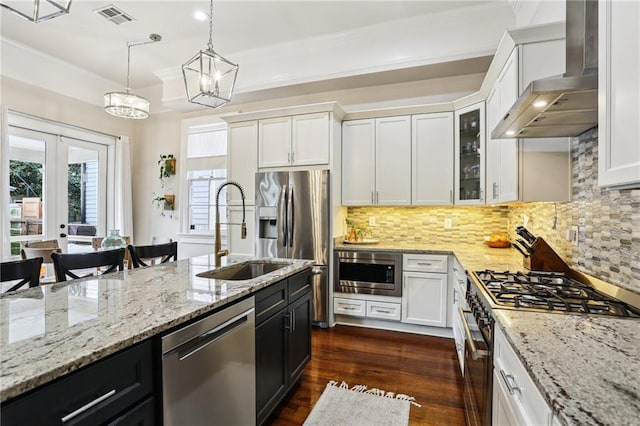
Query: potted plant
xmin=158 ymin=154 xmax=176 ymax=186
xmin=152 ymin=194 xmax=175 ymax=216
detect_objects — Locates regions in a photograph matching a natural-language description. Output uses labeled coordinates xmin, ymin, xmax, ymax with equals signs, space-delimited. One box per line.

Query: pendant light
xmin=104 ymin=34 xmax=161 ymax=120
xmin=0 ymin=0 xmax=72 ymax=23
xmin=182 ymin=0 xmax=238 ymax=109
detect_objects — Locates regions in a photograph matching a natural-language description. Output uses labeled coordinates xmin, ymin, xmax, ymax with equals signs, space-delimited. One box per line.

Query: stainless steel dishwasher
xmin=162 ymin=296 xmax=256 ymax=425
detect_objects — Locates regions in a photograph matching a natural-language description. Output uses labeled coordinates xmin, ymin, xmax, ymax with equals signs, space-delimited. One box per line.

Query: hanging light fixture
xmin=0 ymin=0 xmax=72 ymax=23
xmin=182 ymin=0 xmax=238 ymax=109
xmin=104 ymin=34 xmax=162 ymax=120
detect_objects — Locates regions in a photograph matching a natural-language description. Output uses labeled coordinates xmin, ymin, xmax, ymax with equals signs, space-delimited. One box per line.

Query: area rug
xmin=303 ymin=381 xmax=421 ymax=426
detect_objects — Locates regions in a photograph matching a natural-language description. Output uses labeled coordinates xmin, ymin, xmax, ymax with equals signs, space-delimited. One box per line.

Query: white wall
xmin=1 ymin=77 xmax=134 ymax=137
xmin=131 ymin=111 xmax=182 ymax=245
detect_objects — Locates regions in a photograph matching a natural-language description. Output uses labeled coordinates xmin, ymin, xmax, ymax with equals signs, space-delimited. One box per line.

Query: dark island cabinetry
xmin=1 ymin=340 xmax=155 ymax=426
xmin=255 ymin=268 xmax=312 ymax=425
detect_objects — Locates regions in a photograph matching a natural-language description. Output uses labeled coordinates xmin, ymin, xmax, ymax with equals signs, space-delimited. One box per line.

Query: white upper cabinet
xmin=291 ymin=113 xmax=330 ymax=166
xmin=228 ymin=121 xmax=258 ymax=205
xmin=342 ymin=119 xmax=376 ymax=205
xmin=454 ymin=102 xmax=486 ymax=205
xmin=412 ymin=113 xmax=454 ymax=205
xmin=485 ymin=38 xmax=570 ymax=204
xmin=258 ymin=116 xmax=292 ymax=168
xmin=486 ymin=49 xmax=519 ymax=204
xmin=598 ymin=0 xmax=640 ymax=188
xmin=258 ymin=113 xmax=330 ymax=169
xmin=375 ymin=116 xmax=411 ymax=205
xmin=342 ymin=117 xmax=411 ymax=206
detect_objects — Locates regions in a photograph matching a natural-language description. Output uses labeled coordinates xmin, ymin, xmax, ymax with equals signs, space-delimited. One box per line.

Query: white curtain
xmin=114 ymin=136 xmax=134 ymax=242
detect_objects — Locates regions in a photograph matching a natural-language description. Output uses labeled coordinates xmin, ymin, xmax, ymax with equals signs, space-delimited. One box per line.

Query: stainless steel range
xmin=473 ymin=270 xmax=640 ymax=317
xmin=461 ymin=233 xmax=640 ymax=426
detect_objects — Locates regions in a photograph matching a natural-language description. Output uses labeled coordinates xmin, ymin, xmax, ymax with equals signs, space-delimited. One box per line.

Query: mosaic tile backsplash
xmin=346 ymin=206 xmax=509 ymax=244
xmin=346 ymin=128 xmax=640 ymax=293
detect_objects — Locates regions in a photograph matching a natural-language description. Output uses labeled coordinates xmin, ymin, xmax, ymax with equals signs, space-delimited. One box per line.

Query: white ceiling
xmin=0 ymin=0 xmax=515 ymax=93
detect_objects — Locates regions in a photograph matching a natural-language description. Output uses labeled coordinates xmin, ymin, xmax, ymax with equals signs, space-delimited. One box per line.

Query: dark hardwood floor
xmin=266 ymin=325 xmax=466 ymax=426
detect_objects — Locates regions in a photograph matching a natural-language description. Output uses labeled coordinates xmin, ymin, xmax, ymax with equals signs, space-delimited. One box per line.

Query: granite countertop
xmin=335 ymin=240 xmax=640 ymax=426
xmin=495 ymin=310 xmax=640 ymax=426
xmin=0 ymin=255 xmax=314 ymax=403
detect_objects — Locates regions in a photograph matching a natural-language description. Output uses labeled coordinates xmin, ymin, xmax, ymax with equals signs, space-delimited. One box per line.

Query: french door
xmin=7 ymin=126 xmax=108 ymax=256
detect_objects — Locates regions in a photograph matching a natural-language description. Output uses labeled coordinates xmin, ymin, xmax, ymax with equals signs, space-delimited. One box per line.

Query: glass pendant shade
xmin=182 ymin=49 xmax=239 ymax=109
xmin=104 ymin=92 xmax=150 ymax=119
xmin=0 ymin=0 xmax=72 ymax=23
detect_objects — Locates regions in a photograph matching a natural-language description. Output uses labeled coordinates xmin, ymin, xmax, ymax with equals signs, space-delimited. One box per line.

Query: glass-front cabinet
xmin=454 ymin=102 xmax=485 ymax=205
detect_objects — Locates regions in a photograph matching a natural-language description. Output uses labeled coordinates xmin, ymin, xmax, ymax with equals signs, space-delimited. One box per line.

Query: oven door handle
xmin=459 ymin=307 xmax=489 ymax=360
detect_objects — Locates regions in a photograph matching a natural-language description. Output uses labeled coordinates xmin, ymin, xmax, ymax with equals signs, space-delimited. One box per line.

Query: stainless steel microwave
xmin=334 ymin=250 xmax=402 ymax=297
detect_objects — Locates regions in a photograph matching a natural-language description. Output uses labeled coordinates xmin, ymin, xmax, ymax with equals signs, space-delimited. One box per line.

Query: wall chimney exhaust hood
xmin=492 ymin=0 xmax=598 ymax=139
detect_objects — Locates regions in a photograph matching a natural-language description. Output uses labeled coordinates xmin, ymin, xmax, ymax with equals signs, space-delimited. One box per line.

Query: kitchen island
xmin=0 ymin=255 xmax=313 ymax=407
xmin=335 ymin=240 xmax=640 ymax=426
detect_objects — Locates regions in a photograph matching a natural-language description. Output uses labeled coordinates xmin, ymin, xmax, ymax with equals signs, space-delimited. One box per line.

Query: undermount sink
xmin=196 ymin=261 xmax=290 ymax=281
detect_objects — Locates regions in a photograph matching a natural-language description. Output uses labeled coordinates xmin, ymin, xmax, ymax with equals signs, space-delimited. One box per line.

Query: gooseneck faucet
xmin=215 ymin=181 xmax=247 ymax=267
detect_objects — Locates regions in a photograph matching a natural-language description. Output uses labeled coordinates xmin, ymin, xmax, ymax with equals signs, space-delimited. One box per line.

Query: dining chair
xmin=51 ymin=248 xmax=125 ymax=282
xmin=128 ymin=241 xmax=178 ymax=268
xmin=1 ymin=257 xmax=43 ymax=292
xmin=92 ymin=236 xmax=133 ymax=269
xmin=21 ymin=247 xmax=62 ymax=263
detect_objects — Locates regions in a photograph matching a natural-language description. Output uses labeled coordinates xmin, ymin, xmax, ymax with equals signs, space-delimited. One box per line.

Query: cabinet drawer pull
xmin=375 ymin=309 xmax=392 ymax=314
xmin=342 ymin=306 xmax=357 ymax=310
xmin=61 ymin=389 xmax=116 ymax=423
xmin=499 ymin=369 xmax=521 ymax=395
xmin=416 ymin=262 xmax=433 ymax=266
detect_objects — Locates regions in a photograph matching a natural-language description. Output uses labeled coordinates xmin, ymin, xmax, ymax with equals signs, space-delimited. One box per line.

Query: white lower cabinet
xmin=451 ymin=257 xmax=467 ymax=375
xmin=401 ymin=272 xmax=448 ymax=327
xmin=228 ymin=206 xmax=255 ymax=256
xmin=401 ymin=254 xmax=449 ymax=328
xmin=366 ymin=300 xmax=401 ymax=321
xmin=334 ymin=296 xmax=401 ymax=321
xmin=493 ymin=326 xmax=552 ymax=426
xmin=334 ymin=298 xmax=366 ymax=317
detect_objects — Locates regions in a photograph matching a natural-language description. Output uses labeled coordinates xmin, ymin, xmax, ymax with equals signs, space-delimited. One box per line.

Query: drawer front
xmin=255 ymin=279 xmax=287 ymax=325
xmin=403 ymin=254 xmax=448 ymax=273
xmin=334 ymin=298 xmax=366 ymax=317
xmin=494 ymin=327 xmax=551 ymax=426
xmin=2 ymin=340 xmax=153 ymax=426
xmin=288 ymin=269 xmax=312 ymax=303
xmin=366 ymin=301 xmax=401 ymax=321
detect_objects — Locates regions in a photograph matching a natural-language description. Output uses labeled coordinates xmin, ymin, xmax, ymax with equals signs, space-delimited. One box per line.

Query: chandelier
xmin=0 ymin=0 xmax=72 ymax=23
xmin=182 ymin=0 xmax=238 ymax=109
xmin=104 ymin=34 xmax=161 ymax=120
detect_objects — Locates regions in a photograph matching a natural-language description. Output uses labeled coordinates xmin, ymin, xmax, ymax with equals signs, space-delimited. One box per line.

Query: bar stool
xmin=1 ymin=257 xmax=43 ymax=293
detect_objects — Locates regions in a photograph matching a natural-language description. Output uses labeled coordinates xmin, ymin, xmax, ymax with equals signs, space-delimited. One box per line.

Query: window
xmin=185 ymin=125 xmax=228 ymax=238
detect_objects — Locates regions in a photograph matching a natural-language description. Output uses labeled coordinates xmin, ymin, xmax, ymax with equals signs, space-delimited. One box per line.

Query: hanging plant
xmin=152 ymin=192 xmax=175 ymax=216
xmin=158 ymin=154 xmax=176 ymax=185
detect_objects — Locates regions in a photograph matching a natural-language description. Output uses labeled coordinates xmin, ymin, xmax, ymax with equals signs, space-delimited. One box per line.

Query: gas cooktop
xmin=474 ymin=270 xmax=640 ymax=318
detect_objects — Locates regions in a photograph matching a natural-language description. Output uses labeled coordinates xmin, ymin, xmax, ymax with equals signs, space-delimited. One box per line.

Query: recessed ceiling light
xmin=506 ymin=130 xmax=516 ymax=136
xmin=533 ymin=100 xmax=548 ymax=109
xmin=194 ymin=10 xmax=208 ymax=21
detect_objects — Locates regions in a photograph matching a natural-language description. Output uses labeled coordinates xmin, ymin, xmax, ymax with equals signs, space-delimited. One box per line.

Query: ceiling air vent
xmin=94 ymin=5 xmax=135 ymax=25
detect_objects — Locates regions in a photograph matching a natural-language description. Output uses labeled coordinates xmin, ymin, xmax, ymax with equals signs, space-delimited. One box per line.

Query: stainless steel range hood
xmin=492 ymin=0 xmax=598 ymax=139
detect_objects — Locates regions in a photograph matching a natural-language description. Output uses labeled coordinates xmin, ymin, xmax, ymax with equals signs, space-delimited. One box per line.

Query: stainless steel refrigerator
xmin=255 ymin=170 xmax=330 ymax=328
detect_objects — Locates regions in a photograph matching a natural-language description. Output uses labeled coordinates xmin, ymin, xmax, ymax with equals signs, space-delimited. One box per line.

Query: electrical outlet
xmin=569 ymin=225 xmax=579 ymax=246
xmin=523 ymin=214 xmax=529 ymax=227
xmin=368 ymin=216 xmax=376 ymax=226
xmin=444 ymin=218 xmax=452 ymax=229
